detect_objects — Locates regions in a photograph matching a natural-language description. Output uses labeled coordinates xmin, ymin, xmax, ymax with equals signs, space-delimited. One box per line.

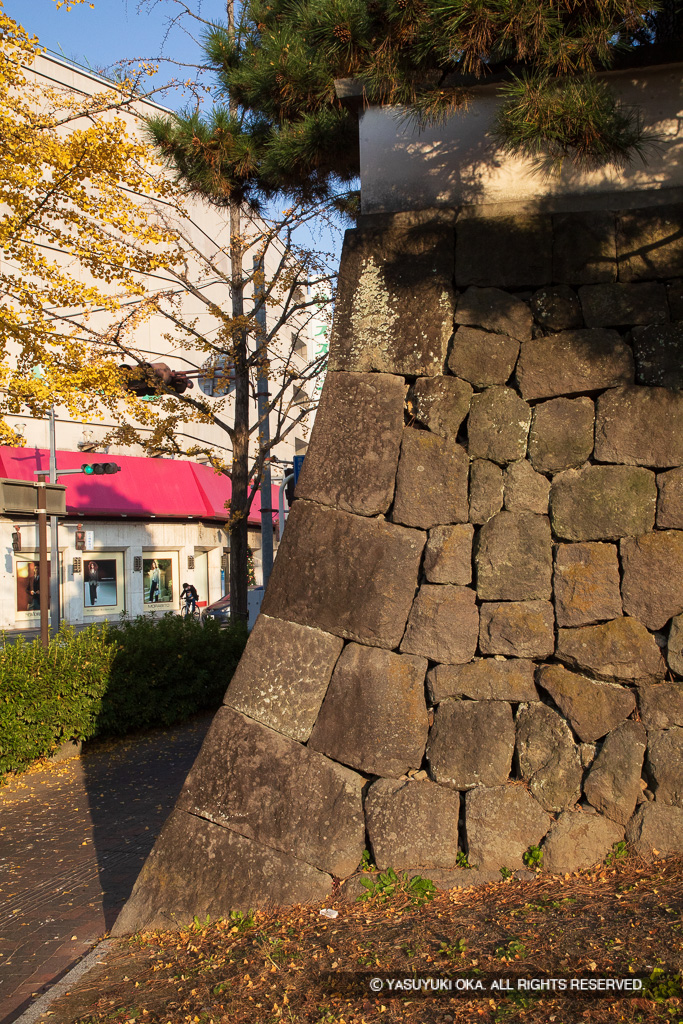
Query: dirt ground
xmin=34 ymin=854 xmax=683 ymax=1024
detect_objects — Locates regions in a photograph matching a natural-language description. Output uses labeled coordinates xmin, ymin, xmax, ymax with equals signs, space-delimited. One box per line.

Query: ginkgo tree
xmin=0 ymin=2 xmax=337 ymax=621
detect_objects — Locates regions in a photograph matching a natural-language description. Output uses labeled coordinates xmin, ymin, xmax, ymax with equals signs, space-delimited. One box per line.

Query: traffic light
xmin=120 ymin=362 xmax=194 ymax=397
xmin=82 ymin=463 xmax=121 ymax=475
xmin=284 ymin=473 xmax=296 ymax=507
xmin=75 ymin=525 xmax=86 ymax=551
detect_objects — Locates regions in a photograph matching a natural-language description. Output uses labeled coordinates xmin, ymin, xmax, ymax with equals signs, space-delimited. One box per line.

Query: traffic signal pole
xmin=49 ymin=407 xmax=60 ymax=636
xmin=254 ymin=257 xmax=274 ymax=588
xmin=36 ymin=475 xmax=49 ymax=649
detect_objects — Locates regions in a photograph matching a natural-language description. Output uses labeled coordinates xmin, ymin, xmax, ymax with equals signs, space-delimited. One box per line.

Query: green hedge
xmin=0 ymin=614 xmax=247 ymax=780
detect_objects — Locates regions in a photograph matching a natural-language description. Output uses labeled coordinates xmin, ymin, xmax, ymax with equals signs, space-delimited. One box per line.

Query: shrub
xmin=0 ymin=614 xmax=247 ymax=780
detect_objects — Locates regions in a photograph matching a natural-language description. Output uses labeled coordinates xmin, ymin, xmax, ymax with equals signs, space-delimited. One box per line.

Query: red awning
xmin=0 ymin=447 xmax=278 ymax=525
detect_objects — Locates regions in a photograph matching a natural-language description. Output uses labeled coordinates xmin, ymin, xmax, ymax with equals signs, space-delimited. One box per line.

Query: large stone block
xmin=549 ymin=465 xmax=657 ymax=541
xmin=617 ymin=205 xmax=683 ymax=282
xmin=475 ymin=511 xmax=552 ymax=601
xmin=465 ymin=786 xmax=550 ymax=869
xmin=515 ymin=703 xmax=582 ymax=813
xmin=657 ymin=469 xmax=683 ymax=529
xmin=329 ymin=224 xmax=454 ymax=376
xmin=309 ymin=644 xmax=428 ymax=778
xmin=261 ymin=501 xmax=425 ymax=649
xmin=515 ymin=329 xmax=634 ymax=401
xmin=579 ymin=282 xmax=669 ymax=327
xmin=503 ymin=460 xmax=550 ymax=515
xmin=555 ymin=618 xmax=666 ymax=683
xmin=427 ymin=699 xmax=515 ymax=791
xmin=552 ymin=211 xmax=617 ymax=285
xmin=594 ymin=386 xmax=683 ymax=468
xmin=670 ymin=615 xmax=683 ymax=675
xmin=620 ymin=531 xmax=683 ymax=630
xmin=177 ymin=707 xmax=365 ymax=877
xmin=423 ymin=524 xmax=473 ymax=585
xmin=225 ymin=615 xmax=343 ymax=742
xmin=583 ymin=721 xmax=647 ymax=825
xmin=625 ymin=803 xmax=683 ymax=861
xmin=542 ymin=811 xmax=624 ymax=874
xmin=448 ymin=326 xmax=519 ymax=387
xmin=410 ymin=376 xmax=473 ymax=441
xmin=467 ymin=386 xmax=531 ymax=464
xmin=530 ymin=285 xmax=583 ymax=330
xmin=647 ymin=727 xmax=683 ymax=808
xmin=479 ymin=600 xmax=555 ymax=658
xmin=401 ymin=584 xmax=479 ymax=664
xmin=427 ymin=658 xmax=538 ymax=704
xmin=392 ymin=428 xmax=469 ymax=529
xmin=638 ymin=681 xmax=683 ymax=730
xmin=365 ymin=778 xmax=461 ymax=870
xmin=537 ymin=664 xmax=636 ymax=743
xmin=454 ymin=286 xmax=533 ymax=341
xmin=469 ymin=459 xmax=504 ymax=524
xmin=455 ymin=214 xmax=553 ymax=288
xmin=631 ymin=324 xmax=683 ymax=390
xmin=528 ymin=397 xmax=595 ymax=473
xmin=553 ymin=542 xmax=622 ymax=628
xmin=111 ymin=810 xmax=333 ymax=935
xmin=295 ymin=371 xmax=405 ymax=516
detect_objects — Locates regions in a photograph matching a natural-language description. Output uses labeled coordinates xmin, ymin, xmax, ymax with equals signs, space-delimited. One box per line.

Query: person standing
xmin=149 ymin=559 xmax=160 ymax=602
xmin=86 ymin=561 xmax=99 ymax=605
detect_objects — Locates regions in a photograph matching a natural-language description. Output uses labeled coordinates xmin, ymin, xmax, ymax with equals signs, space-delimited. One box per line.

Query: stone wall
xmin=114 ymin=203 xmax=683 ymax=933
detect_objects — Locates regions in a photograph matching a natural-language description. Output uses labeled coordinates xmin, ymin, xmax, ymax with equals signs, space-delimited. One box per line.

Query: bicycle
xmin=180 ymin=597 xmax=200 ymax=620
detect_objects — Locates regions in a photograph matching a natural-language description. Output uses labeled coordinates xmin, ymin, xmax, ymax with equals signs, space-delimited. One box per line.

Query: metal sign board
xmin=0 ymin=479 xmax=67 ymax=515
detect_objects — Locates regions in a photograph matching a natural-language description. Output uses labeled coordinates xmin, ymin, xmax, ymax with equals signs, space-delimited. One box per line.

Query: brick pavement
xmin=0 ymin=713 xmax=213 ymax=1024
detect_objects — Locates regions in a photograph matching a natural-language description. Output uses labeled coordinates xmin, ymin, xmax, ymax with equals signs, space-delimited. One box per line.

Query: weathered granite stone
xmin=579 ymin=282 xmax=669 ymax=327
xmin=427 ymin=658 xmax=538 ymax=704
xmin=427 ymin=700 xmax=515 ymax=790
xmin=549 ymin=465 xmax=657 ymax=541
xmin=469 ymin=459 xmax=504 ymax=524
xmin=177 ymin=707 xmax=364 ymax=876
xmin=423 ymin=524 xmax=473 ymax=585
xmin=364 ymin=778 xmax=461 ymax=870
xmin=468 ymin=387 xmax=531 ymax=464
xmin=392 ymin=428 xmax=469 ymax=529
xmin=617 ymin=205 xmax=683 ymax=282
xmin=631 ymin=324 xmax=683 ymax=390
xmin=515 ymin=703 xmax=583 ymax=812
xmin=401 ymin=585 xmax=479 ymax=665
xmin=647 ymin=728 xmax=683 ymax=808
xmin=657 ymin=469 xmax=683 ymax=528
xmin=638 ymin=681 xmax=683 ymax=730
xmin=542 ymin=811 xmax=624 ymax=874
xmin=583 ymin=721 xmax=647 ymax=825
xmin=620 ymin=531 xmax=683 ymax=630
xmin=528 ymin=397 xmax=595 ymax=473
xmin=475 ymin=511 xmax=552 ymax=601
xmin=515 ymin=329 xmax=634 ymax=401
xmin=530 ymin=285 xmax=583 ymax=330
xmin=454 ymin=286 xmax=533 ymax=342
xmin=329 ymin=223 xmax=454 ymax=376
xmin=295 ymin=372 xmax=405 ymax=516
xmin=555 ymin=618 xmax=666 ymax=683
xmin=261 ymin=501 xmax=425 ymax=649
xmin=465 ymin=786 xmax=551 ymax=869
xmin=670 ymin=615 xmax=683 ymax=675
xmin=456 ymin=215 xmax=553 ymax=289
xmin=553 ymin=542 xmax=622 ymax=628
xmin=225 ymin=615 xmax=343 ymax=742
xmin=594 ymin=386 xmax=683 ymax=468
xmin=625 ymin=803 xmax=683 ymax=860
xmin=309 ymin=643 xmax=428 ymax=778
xmin=479 ymin=601 xmax=555 ymax=658
xmin=552 ymin=212 xmax=617 ymax=285
xmin=410 ymin=375 xmax=473 ymax=440
xmin=669 ymin=279 xmax=683 ymax=320
xmin=448 ymin=326 xmax=519 ymax=387
xmin=504 ymin=460 xmax=550 ymax=514
xmin=537 ymin=664 xmax=636 ymax=742
xmin=111 ymin=810 xmax=333 ymax=935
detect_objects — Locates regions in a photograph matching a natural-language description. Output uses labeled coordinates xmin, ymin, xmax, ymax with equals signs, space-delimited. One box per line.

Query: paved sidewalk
xmin=0 ymin=713 xmax=214 ymax=1024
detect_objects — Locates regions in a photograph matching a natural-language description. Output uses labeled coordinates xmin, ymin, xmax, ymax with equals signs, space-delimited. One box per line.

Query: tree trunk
xmin=229 ymin=199 xmax=249 ymax=624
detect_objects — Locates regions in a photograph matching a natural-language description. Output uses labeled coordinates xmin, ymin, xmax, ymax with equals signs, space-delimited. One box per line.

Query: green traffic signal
xmin=81 ymin=463 xmax=121 ymax=476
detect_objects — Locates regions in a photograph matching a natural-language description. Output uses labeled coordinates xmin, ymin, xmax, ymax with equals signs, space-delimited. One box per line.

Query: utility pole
xmin=48 ymin=406 xmax=59 ymax=635
xmin=36 ymin=475 xmax=49 ymax=648
xmin=254 ymin=256 xmax=274 ymax=587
